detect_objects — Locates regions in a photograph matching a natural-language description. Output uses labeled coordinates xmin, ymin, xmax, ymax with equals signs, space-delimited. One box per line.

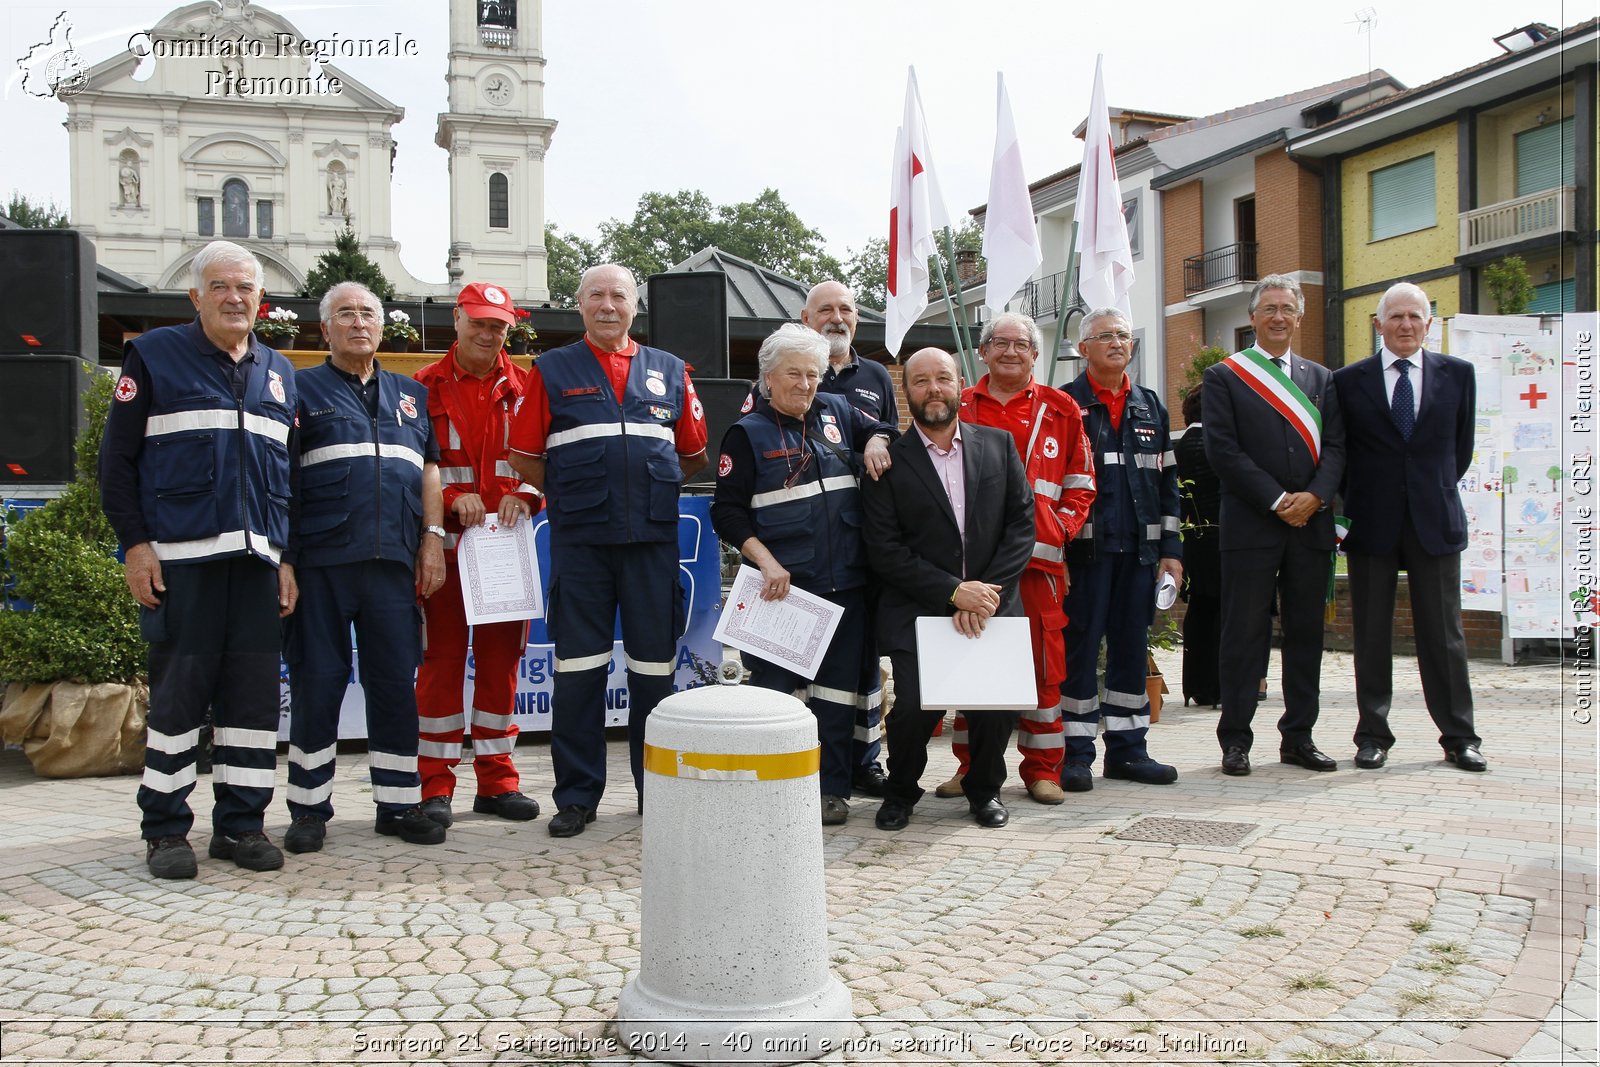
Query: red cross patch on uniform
xmin=267 ymin=369 xmax=286 ymax=404
xmin=1042 ymin=436 xmax=1058 ymax=459
xmin=399 ymin=393 xmax=417 ymax=419
xmin=114 ymin=375 xmax=137 ymax=402
xmin=740 ymin=394 xmax=754 ymax=414
xmin=717 ymin=453 xmax=733 ymax=477
xmin=692 ymin=396 xmax=704 ymax=421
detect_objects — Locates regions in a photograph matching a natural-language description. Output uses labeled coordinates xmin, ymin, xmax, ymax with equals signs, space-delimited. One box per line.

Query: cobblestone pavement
xmin=0 ymin=649 xmax=1593 ymax=1065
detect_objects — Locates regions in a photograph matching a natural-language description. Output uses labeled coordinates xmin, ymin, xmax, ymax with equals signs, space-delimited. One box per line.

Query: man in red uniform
xmin=412 ymin=281 xmax=542 ymax=828
xmin=939 ymin=312 xmax=1096 ymax=805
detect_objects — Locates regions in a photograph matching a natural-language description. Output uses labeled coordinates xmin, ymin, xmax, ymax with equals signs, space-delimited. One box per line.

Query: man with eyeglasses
xmin=279 ymin=282 xmax=448 ymax=853
xmin=936 ymin=313 xmax=1096 ymax=806
xmin=1202 ymin=275 xmax=1345 ymax=776
xmin=412 ymin=281 xmax=544 ymax=829
xmin=508 ymin=264 xmax=709 ymax=837
xmin=1058 ymin=308 xmax=1183 ymax=790
xmin=100 ymin=240 xmax=298 ymax=879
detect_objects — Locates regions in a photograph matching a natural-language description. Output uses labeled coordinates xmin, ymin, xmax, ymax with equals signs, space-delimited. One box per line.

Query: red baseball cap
xmin=455 ymin=281 xmax=516 ymax=325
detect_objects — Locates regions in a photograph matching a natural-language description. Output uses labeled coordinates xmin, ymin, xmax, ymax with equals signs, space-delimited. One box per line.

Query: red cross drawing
xmin=1521 ymin=384 xmax=1548 ymax=409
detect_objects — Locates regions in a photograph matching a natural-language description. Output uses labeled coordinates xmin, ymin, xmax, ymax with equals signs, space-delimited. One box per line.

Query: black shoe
xmin=207 ymin=831 xmax=284 ymax=872
xmin=1221 ymin=746 xmax=1251 ymax=776
xmin=283 ymin=816 xmax=326 ymax=854
xmin=145 ymin=836 xmax=197 ymax=879
xmin=821 ymin=794 xmax=850 ymax=825
xmin=548 ymin=804 xmax=595 ymax=838
xmin=1061 ymin=763 xmax=1095 ymax=792
xmin=874 ymin=798 xmax=912 ymax=831
xmin=1354 ymin=745 xmax=1388 ymax=769
xmin=969 ymin=797 xmax=1008 ymax=828
xmin=1104 ymin=757 xmax=1179 ymax=784
xmin=1445 ymin=744 xmax=1487 ymax=772
xmin=376 ymin=806 xmax=447 ymax=845
xmin=1280 ymin=742 xmax=1337 ymax=771
xmin=420 ymin=796 xmax=453 ymax=828
xmin=852 ymin=764 xmax=888 ymax=798
xmin=473 ymin=791 xmax=540 ymax=821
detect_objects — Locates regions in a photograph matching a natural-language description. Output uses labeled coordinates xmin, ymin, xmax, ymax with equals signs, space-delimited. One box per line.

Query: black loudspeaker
xmin=0 ymin=355 xmax=101 ymax=484
xmin=685 ymin=378 xmax=754 ymax=488
xmin=0 ymin=230 xmax=97 ymax=357
xmin=648 ymin=271 xmax=728 ymax=378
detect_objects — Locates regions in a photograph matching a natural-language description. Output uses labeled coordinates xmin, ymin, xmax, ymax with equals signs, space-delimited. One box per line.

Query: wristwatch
xmin=424 ymin=525 xmax=447 ymax=539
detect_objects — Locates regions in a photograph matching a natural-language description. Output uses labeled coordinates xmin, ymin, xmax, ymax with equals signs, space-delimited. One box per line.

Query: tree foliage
xmin=1180 ymin=345 xmax=1229 ymax=399
xmin=0 ymin=373 xmax=142 ymax=684
xmin=1483 ymin=255 xmax=1535 ymax=316
xmin=559 ymin=188 xmax=844 ymax=292
xmin=544 ymin=223 xmax=599 ymax=307
xmin=299 ymin=226 xmax=395 ymax=302
xmin=842 ymin=220 xmax=987 ymax=312
xmin=4 ymin=190 xmax=70 ymax=228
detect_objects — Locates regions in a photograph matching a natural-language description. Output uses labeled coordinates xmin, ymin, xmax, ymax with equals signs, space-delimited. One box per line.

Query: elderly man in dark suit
xmin=863 ymin=348 xmax=1034 ymax=830
xmin=1202 ymin=274 xmax=1346 ymax=776
xmin=1333 ymin=282 xmax=1484 ymax=772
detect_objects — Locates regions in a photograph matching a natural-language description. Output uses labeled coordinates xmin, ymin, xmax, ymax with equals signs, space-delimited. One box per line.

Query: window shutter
xmin=1370 ymin=154 xmax=1436 ymax=241
xmin=1515 ymin=117 xmax=1574 ymax=197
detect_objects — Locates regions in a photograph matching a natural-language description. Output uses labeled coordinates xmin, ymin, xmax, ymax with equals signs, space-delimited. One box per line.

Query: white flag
xmin=983 ymin=73 xmax=1041 ymax=317
xmin=885 ymin=66 xmax=949 ymax=358
xmin=1074 ymin=55 xmax=1134 ymax=316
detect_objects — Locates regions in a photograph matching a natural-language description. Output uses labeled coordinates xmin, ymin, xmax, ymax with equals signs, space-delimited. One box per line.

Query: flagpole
xmin=937 ymin=227 xmax=977 ymax=380
xmin=1047 ymin=222 xmax=1081 ymax=387
xmin=928 ymin=247 xmax=973 ymax=381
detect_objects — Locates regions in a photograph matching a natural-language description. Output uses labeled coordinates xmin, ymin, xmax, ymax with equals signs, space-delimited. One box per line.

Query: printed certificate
xmin=457 ymin=517 xmax=544 ymax=625
xmin=712 ymin=564 xmax=844 ymax=680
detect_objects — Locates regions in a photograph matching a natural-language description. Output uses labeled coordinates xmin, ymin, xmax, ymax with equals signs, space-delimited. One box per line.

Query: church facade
xmin=62 ymin=0 xmax=555 ymax=301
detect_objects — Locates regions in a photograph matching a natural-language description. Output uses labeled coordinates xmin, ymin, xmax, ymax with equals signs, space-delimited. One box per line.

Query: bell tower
xmin=435 ymin=0 xmax=557 ymax=298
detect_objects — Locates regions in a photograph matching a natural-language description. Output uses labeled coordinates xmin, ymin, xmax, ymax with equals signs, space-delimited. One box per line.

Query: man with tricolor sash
xmin=1201 ymin=275 xmax=1345 ymax=777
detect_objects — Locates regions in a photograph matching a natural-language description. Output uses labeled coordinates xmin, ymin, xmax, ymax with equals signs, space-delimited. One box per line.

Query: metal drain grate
xmin=1114 ymin=817 xmax=1257 ymax=846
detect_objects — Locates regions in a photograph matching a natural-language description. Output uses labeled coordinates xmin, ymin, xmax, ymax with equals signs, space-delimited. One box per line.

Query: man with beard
xmin=863 ymin=349 xmax=1034 ymax=831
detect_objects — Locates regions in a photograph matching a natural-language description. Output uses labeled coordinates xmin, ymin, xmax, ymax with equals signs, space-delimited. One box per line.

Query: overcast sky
xmin=1 ymin=0 xmax=1571 ymax=285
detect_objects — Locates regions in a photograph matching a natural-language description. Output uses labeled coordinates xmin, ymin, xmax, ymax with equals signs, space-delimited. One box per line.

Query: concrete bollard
xmin=616 ymin=683 xmax=851 ymax=1066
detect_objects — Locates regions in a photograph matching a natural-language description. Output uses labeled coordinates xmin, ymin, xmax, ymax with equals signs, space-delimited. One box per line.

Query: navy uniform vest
xmin=1065 ymin=374 xmax=1182 ymax=564
xmin=539 ymin=341 xmax=685 ymax=546
xmin=736 ymin=393 xmax=866 ymax=594
xmin=135 ymin=327 xmax=295 ymax=566
xmin=294 ymin=361 xmax=431 ymax=569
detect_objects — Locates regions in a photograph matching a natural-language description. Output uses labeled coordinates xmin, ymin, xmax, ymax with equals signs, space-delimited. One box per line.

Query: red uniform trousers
xmin=948 ymin=568 xmax=1066 ymax=785
xmin=416 ymin=553 xmax=527 ymax=798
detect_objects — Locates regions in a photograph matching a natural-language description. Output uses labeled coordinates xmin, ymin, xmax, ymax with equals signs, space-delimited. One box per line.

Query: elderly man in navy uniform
xmin=799 ymin=279 xmax=896 ymax=796
xmin=509 ymin=264 xmax=708 ymax=837
xmin=100 ymin=240 xmax=298 ymax=879
xmin=279 ymin=282 xmax=449 ymax=854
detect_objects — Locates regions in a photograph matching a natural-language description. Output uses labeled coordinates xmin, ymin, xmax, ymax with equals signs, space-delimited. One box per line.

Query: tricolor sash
xmin=1221 ymin=349 xmax=1322 ymax=462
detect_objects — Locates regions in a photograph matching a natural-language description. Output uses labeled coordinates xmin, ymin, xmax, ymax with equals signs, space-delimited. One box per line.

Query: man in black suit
xmin=1333 ymin=282 xmax=1484 ymax=772
xmin=863 ymin=348 xmax=1034 ymax=830
xmin=1202 ymin=275 xmax=1346 ymax=775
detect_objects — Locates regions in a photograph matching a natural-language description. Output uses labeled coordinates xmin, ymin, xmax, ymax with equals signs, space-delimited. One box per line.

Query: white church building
xmin=61 ymin=0 xmax=555 ymax=300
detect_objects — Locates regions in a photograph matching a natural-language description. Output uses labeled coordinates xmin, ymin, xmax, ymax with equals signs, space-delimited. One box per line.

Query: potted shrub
xmin=253 ymin=302 xmax=300 ymax=349
xmin=507 ymin=307 xmax=538 ymax=355
xmin=0 ymin=374 xmax=148 ymax=777
xmin=383 ymin=308 xmax=421 ymax=353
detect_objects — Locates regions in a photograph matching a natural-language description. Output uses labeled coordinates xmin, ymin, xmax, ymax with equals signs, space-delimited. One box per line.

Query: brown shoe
xmin=933 ymin=773 xmax=964 ymax=799
xmin=1026 ymin=779 xmax=1066 ymax=805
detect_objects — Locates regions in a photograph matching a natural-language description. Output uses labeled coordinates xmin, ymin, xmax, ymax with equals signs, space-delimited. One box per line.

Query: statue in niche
xmin=326 ymin=167 xmax=348 ymax=217
xmin=118 ymin=160 xmax=140 ymax=206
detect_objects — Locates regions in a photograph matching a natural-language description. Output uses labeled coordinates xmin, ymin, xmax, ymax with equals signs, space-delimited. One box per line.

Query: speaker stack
xmin=0 ymin=229 xmax=101 ymax=488
xmin=647 ymin=271 xmax=747 ymax=490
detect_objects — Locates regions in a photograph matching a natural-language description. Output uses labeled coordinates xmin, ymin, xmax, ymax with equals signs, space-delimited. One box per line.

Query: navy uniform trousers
xmin=746 ymin=586 xmax=877 ymax=798
xmin=1060 ymin=551 xmax=1157 ymax=767
xmin=139 ymin=557 xmax=281 ymax=840
xmin=285 ymin=560 xmax=424 ymax=821
xmin=548 ymin=540 xmax=684 ymax=810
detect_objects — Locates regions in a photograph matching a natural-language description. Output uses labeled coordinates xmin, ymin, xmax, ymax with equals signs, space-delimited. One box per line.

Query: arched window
xmin=222 ymin=178 xmax=249 ymax=237
xmin=488 ymin=172 xmax=509 ymax=229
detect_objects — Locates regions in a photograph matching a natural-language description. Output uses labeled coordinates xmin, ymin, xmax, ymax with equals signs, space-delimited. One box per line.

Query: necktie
xmin=1274 ymin=357 xmax=1287 ymax=373
xmin=1392 ymin=359 xmax=1415 ymax=441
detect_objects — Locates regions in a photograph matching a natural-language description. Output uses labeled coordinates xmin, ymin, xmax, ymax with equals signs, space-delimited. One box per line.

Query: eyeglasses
xmin=985 ymin=338 xmax=1035 ymax=353
xmin=783 ymin=448 xmax=813 ymax=490
xmin=331 ymin=308 xmax=382 ymax=325
xmin=1087 ymin=330 xmax=1132 ymax=345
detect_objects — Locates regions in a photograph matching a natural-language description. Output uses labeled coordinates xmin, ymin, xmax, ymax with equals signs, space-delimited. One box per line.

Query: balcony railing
xmin=1183 ymin=241 xmax=1257 ymax=297
xmin=1020 ymin=269 xmax=1085 ymax=322
xmin=1460 ymin=186 xmax=1574 ymax=256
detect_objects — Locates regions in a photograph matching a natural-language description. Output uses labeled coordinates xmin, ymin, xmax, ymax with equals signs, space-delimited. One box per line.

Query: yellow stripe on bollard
xmin=643 ymin=743 xmax=820 ymax=781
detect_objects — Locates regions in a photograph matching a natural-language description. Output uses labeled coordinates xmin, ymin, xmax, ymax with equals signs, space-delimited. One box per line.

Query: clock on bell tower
xmin=436 ymin=0 xmax=557 ymax=297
